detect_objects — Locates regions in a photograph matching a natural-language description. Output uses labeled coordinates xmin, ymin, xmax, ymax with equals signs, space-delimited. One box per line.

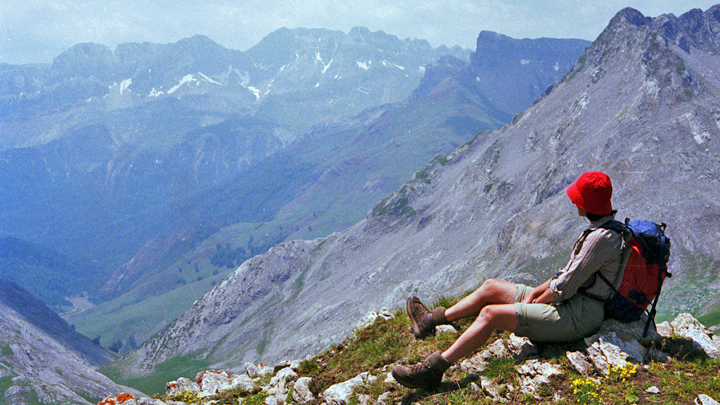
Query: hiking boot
xmin=391 ymin=351 xmax=451 ymax=389
xmin=406 ymin=296 xmax=448 ymax=339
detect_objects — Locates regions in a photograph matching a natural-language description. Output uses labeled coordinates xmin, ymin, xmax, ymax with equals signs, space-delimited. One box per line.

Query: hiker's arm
xmin=522 ymin=279 xmax=554 ymax=304
xmin=550 ymin=230 xmax=618 ymax=300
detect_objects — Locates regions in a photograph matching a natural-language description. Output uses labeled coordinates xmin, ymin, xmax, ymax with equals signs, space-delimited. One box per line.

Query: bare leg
xmin=442 ymin=303 xmax=518 ymax=364
xmin=444 ymin=279 xmax=517 ymax=322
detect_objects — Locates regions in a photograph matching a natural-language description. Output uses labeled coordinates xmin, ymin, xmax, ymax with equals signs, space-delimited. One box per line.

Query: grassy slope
xmin=179 ymin=292 xmax=720 ymax=405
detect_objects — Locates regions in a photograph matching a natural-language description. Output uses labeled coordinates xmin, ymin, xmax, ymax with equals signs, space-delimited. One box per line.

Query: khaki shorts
xmin=514 ymin=284 xmax=605 ymax=343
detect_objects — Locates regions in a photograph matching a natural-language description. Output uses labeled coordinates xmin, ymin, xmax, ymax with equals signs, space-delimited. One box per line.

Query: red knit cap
xmin=566 ymin=171 xmax=613 ymax=216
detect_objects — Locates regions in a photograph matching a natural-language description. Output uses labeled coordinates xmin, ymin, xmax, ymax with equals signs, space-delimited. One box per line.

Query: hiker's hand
xmin=523 ymin=279 xmax=552 ymax=304
xmin=522 ymin=287 xmax=543 ymax=304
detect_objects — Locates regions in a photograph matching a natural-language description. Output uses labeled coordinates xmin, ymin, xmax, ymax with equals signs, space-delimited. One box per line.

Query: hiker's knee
xmin=476 ymin=304 xmax=518 ymax=331
xmin=477 ymin=304 xmax=502 ymax=324
xmin=479 ymin=279 xmax=516 ymax=301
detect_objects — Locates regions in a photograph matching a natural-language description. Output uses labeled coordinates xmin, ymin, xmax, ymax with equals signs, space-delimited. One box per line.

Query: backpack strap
xmin=578 ymin=219 xmax=633 ymax=299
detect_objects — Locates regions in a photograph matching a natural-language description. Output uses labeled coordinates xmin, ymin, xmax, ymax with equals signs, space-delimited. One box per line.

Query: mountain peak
xmin=49 ymin=42 xmax=117 ymax=82
xmin=613 ymin=7 xmax=651 ymax=28
xmin=348 ymin=26 xmax=373 ymax=37
xmin=476 ymin=30 xmax=512 ymax=42
xmin=171 ymin=34 xmax=226 ymax=52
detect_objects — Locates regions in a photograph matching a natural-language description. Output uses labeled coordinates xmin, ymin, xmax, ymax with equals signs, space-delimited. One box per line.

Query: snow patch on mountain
xmin=149 ymin=87 xmax=164 ymax=97
xmin=357 ymin=61 xmax=370 ymax=70
xmin=381 ymin=60 xmax=405 ymax=70
xmin=198 ymin=72 xmax=221 ymax=85
xmin=322 ymin=59 xmax=333 ymax=74
xmin=247 ymin=86 xmax=260 ymax=100
xmin=120 ymin=79 xmax=132 ymax=95
xmin=168 ymin=74 xmax=196 ymax=94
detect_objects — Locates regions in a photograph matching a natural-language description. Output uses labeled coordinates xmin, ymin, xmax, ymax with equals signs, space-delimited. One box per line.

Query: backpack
xmin=582 ymin=218 xmax=672 ymax=337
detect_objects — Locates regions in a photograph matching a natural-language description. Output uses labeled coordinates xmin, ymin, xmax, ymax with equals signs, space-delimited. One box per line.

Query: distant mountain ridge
xmin=0 ymin=25 xmax=587 ymax=340
xmin=109 ymin=5 xmax=720 ymax=391
xmin=0 ymin=30 xmax=591 ymax=395
xmin=0 ymin=28 xmax=471 ymax=274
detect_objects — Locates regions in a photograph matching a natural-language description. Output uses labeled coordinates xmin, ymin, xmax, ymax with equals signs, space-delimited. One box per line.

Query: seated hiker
xmin=392 ymin=171 xmax=624 ymax=389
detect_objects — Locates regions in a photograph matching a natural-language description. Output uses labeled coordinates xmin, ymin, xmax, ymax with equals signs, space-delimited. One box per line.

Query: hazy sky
xmin=1 ymin=1 xmax=719 ymax=65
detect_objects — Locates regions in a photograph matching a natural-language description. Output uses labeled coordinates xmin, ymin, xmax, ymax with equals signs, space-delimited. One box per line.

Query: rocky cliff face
xmin=115 ymin=6 xmax=720 ymax=380
xmin=0 ymin=279 xmax=139 ymax=404
xmin=465 ymin=31 xmax=590 ymax=117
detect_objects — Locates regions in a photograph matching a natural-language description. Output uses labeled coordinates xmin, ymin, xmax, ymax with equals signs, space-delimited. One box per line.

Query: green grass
xmin=256 ymin=288 xmax=720 ymax=405
xmin=104 ymin=288 xmax=720 ymax=405
xmin=100 ymin=353 xmax=210 ymax=397
xmin=482 ymin=357 xmax=518 ymax=385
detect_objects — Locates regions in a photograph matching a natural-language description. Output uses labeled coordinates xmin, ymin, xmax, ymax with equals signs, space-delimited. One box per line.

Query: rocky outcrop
xmin=657 ymin=313 xmax=720 ymax=359
xmin=100 ymin=312 xmax=720 ymax=405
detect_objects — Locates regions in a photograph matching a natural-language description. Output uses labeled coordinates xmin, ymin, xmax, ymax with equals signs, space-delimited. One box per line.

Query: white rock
xmin=485 ymin=339 xmax=510 ymax=358
xmin=269 ymin=367 xmax=298 ymax=397
xmin=646 ymin=386 xmax=660 ymax=394
xmin=459 ymin=352 xmax=488 ymax=374
xmin=672 ymin=313 xmax=712 ymax=335
xmin=118 ymin=397 xmax=138 ymax=405
xmin=566 ymin=351 xmax=592 ymax=376
xmin=377 ymin=392 xmax=392 ymax=405
xmin=246 ymin=362 xmax=275 ymax=378
xmin=507 ymin=334 xmax=539 ymax=361
xmin=585 ymin=340 xmax=626 ymax=375
xmin=165 ymin=377 xmax=200 ymax=397
xmin=245 ymin=362 xmax=260 ymax=378
xmin=479 ymin=375 xmax=504 ymax=402
xmin=231 ymin=373 xmax=257 ymax=393
xmin=458 ymin=339 xmax=513 ymax=374
xmin=355 ymin=308 xmax=395 ymax=330
xmin=323 ymin=372 xmax=375 ymax=405
xmin=197 ymin=370 xmax=234 ymax=397
xmin=656 ymin=321 xmax=673 ymax=337
xmin=696 ymin=394 xmax=720 ymax=405
xmin=436 ymin=324 xmax=458 ymax=334
xmin=670 ymin=313 xmax=720 ymax=359
xmin=517 ymin=359 xmax=564 ymax=398
xmin=292 ymin=377 xmax=315 ymax=405
xmin=264 ymin=395 xmax=281 ymax=405
xmin=584 ymin=332 xmax=646 ymax=374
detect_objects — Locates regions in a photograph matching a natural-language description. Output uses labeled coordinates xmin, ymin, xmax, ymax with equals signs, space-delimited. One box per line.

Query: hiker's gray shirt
xmin=549 ymin=215 xmax=623 ymax=302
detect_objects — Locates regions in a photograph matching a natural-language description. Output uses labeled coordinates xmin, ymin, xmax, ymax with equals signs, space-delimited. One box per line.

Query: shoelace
xmin=407 ymin=362 xmax=432 ymax=373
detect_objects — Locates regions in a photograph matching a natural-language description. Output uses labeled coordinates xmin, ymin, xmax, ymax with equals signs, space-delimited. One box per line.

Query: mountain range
xmin=0 ymin=25 xmax=588 ymax=359
xmin=8 ymin=5 xmax=720 ymax=403
xmin=105 ymin=5 xmax=720 ymax=397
